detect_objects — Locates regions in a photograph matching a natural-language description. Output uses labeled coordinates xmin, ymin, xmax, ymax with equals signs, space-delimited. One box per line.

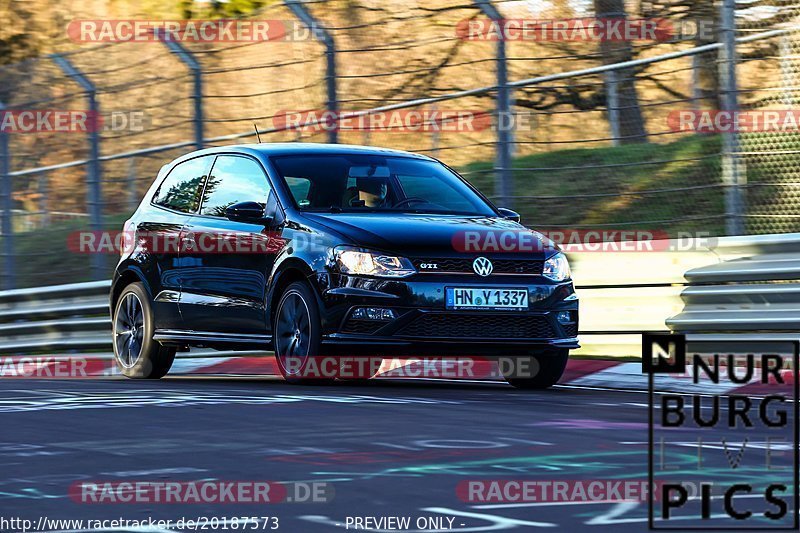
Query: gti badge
xmin=420 ymin=263 xmax=439 ymax=270
xmin=473 ymin=257 xmax=493 ymax=276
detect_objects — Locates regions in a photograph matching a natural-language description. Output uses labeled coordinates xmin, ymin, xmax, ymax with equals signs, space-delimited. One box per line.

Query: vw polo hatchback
xmin=111 ymin=143 xmax=578 ymax=388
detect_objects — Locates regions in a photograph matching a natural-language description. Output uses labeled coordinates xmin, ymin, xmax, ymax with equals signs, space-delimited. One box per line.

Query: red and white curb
xmin=0 ymin=355 xmax=793 ymax=395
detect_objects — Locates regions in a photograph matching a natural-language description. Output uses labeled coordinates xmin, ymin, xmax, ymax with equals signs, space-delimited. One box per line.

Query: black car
xmin=110 ymin=143 xmax=578 ymax=389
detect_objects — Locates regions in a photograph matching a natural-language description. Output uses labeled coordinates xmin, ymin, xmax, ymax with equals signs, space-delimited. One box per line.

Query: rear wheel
xmin=113 ymin=282 xmax=175 ymax=379
xmin=273 ymin=282 xmax=332 ymax=384
xmin=503 ymin=349 xmax=569 ymax=390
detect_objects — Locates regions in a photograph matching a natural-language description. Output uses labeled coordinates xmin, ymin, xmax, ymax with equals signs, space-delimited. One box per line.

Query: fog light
xmin=556 ymin=310 xmax=574 ymax=324
xmin=352 ymin=307 xmax=396 ymax=321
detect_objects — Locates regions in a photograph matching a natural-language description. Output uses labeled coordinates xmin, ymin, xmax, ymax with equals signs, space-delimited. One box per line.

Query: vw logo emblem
xmin=473 ymin=257 xmax=493 ymax=276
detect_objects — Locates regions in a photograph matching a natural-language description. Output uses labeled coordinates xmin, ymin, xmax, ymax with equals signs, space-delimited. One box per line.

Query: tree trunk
xmin=693 ymin=1 xmax=722 ymax=109
xmin=595 ymin=0 xmax=649 ymax=144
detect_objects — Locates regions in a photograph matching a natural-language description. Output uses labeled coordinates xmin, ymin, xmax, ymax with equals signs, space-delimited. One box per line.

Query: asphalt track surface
xmin=0 ymin=376 xmax=795 ymax=532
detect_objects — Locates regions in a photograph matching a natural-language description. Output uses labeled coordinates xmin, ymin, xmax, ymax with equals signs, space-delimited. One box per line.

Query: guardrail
xmin=1 ymin=233 xmax=798 ymax=358
xmin=570 ymin=239 xmax=716 ymax=356
xmin=667 ymin=234 xmax=800 ymax=334
xmin=0 ymin=281 xmax=111 ymax=353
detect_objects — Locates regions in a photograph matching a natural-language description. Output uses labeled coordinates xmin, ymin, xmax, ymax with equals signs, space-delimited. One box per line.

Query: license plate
xmin=445 ymin=287 xmax=529 ymax=311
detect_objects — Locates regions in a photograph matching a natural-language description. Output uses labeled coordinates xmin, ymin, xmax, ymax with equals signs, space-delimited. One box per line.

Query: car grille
xmin=561 ymin=322 xmax=579 ymax=337
xmin=341 ymin=318 xmax=385 ymax=335
xmin=396 ymin=313 xmax=557 ymax=339
xmin=412 ymin=258 xmax=543 ymax=275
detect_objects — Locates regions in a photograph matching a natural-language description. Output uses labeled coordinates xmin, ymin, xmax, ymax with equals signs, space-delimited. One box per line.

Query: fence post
xmin=161 ymin=39 xmax=204 ymax=150
xmin=51 ymin=53 xmax=104 ymax=280
xmin=127 ymin=157 xmax=138 ymax=211
xmin=0 ymin=101 xmax=14 ymax=290
xmin=691 ymin=54 xmax=702 ymax=112
xmin=39 ymin=172 xmax=49 ymax=226
xmin=430 ymin=102 xmax=440 ymax=158
xmin=780 ymin=34 xmax=795 ymax=106
xmin=604 ymin=70 xmax=622 ymax=146
xmin=474 ymin=0 xmax=513 ymax=206
xmin=719 ymin=0 xmax=745 ymax=235
xmin=286 ymin=0 xmax=338 ymax=144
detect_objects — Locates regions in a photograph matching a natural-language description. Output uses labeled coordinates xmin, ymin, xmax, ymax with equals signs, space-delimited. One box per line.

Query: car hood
xmin=300 ymin=212 xmax=557 ymax=257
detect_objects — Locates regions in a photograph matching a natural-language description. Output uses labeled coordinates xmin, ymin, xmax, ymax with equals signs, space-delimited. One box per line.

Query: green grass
xmin=459 ymin=134 xmax=726 ymax=235
xmin=3 ymin=214 xmax=128 ymax=289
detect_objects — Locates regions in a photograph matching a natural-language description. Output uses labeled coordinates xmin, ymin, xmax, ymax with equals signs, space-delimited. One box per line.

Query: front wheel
xmin=112 ymin=282 xmax=175 ymax=379
xmin=273 ymin=281 xmax=332 ymax=384
xmin=503 ymin=349 xmax=569 ymax=390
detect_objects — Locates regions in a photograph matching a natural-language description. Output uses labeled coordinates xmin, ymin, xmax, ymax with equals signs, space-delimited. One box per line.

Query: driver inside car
xmin=357 ymin=177 xmax=389 ymax=207
xmin=343 ymin=176 xmax=391 ymax=207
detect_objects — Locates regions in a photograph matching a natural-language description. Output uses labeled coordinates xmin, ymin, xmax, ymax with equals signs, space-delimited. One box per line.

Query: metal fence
xmin=0 ymin=0 xmax=799 ymax=289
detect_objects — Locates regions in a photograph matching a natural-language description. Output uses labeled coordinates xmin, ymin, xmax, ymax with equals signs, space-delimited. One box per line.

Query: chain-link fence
xmin=738 ymin=30 xmax=800 ymax=235
xmin=1 ymin=0 xmax=799 ymax=288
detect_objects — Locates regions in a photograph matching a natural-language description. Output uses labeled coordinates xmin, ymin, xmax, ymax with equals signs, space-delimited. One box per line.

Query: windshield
xmin=271 ymin=154 xmax=497 ymax=216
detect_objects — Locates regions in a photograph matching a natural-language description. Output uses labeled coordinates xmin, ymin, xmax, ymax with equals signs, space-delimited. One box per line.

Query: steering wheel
xmin=393 ymin=197 xmax=429 ymax=208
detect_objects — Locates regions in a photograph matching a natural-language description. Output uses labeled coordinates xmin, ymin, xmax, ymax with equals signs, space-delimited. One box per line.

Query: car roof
xmin=178 ymin=143 xmax=436 ymax=162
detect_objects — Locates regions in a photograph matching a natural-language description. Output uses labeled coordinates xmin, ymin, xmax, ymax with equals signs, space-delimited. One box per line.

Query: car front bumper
xmin=317 ymin=273 xmax=579 ymax=356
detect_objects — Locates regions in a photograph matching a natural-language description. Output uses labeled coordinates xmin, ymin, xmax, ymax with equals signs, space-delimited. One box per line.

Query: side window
xmin=152 ymin=156 xmax=213 ymax=213
xmin=285 ymin=177 xmax=312 ymax=207
xmin=200 ymin=155 xmax=271 ymax=217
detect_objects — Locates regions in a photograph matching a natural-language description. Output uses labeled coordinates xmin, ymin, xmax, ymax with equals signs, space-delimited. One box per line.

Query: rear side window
xmin=200 ymin=155 xmax=271 ymax=217
xmin=152 ymin=156 xmax=213 ymax=213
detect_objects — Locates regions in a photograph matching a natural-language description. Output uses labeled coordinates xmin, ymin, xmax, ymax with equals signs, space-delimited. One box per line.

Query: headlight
xmin=334 ymin=247 xmax=416 ymax=278
xmin=543 ymin=252 xmax=570 ymax=281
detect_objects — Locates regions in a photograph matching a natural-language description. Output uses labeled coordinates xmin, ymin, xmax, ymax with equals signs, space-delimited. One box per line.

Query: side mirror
xmin=225 ymin=201 xmax=272 ymax=225
xmin=497 ymin=207 xmax=521 ymax=223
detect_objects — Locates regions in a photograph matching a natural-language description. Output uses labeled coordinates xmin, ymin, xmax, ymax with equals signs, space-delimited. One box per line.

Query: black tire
xmin=112 ymin=282 xmax=175 ymax=379
xmin=273 ymin=281 xmax=333 ymax=384
xmin=503 ymin=349 xmax=569 ymax=390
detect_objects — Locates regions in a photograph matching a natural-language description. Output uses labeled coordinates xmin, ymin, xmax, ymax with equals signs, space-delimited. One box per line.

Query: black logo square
xmin=642 ymin=333 xmax=686 ymax=374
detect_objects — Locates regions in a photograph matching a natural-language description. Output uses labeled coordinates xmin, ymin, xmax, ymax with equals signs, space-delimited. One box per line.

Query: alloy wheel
xmin=114 ymin=292 xmax=145 ymax=368
xmin=275 ymin=292 xmax=312 ymax=376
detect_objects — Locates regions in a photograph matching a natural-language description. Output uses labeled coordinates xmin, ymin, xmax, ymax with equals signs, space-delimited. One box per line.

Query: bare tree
xmin=595 ymin=0 xmax=648 ymax=143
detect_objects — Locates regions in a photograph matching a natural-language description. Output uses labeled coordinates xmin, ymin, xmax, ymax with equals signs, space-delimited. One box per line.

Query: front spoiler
xmin=322 ymin=334 xmax=579 ymax=356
